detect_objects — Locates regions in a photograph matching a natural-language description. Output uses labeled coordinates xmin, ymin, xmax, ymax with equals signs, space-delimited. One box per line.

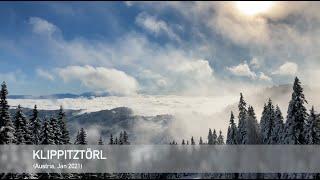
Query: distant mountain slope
xmin=8 ymin=107 xmax=81 ymax=120
xmin=9 ymin=106 xmax=174 ymax=144
xmin=68 ymin=107 xmax=174 ymax=144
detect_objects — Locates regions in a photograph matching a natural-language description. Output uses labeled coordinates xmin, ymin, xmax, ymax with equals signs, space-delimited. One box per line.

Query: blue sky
xmin=0 ymin=2 xmax=318 ymax=96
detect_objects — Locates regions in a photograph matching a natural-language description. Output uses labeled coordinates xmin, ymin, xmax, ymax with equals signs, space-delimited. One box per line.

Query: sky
xmin=0 ymin=1 xmax=319 ymax=96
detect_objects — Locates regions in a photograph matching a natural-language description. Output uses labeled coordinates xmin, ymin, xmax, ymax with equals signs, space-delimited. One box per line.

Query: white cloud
xmin=258 ymin=72 xmax=272 ymax=81
xmin=125 ymin=2 xmax=320 ymax=88
xmin=27 ymin=17 xmax=218 ymax=95
xmin=36 ymin=68 xmax=54 ymax=81
xmin=227 ymin=62 xmax=256 ymax=79
xmin=135 ymin=12 xmax=181 ymax=42
xmin=29 ymin=17 xmax=58 ymax=36
xmin=0 ymin=71 xmax=23 ymax=84
xmin=171 ymin=60 xmax=214 ymax=82
xmin=250 ymin=57 xmax=261 ymax=69
xmin=272 ymin=62 xmax=298 ymax=76
xmin=56 ymin=65 xmax=139 ymax=96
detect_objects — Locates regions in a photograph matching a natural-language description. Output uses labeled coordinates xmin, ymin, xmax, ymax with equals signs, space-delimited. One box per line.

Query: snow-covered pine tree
xmin=260 ymin=103 xmax=267 ymax=142
xmin=123 ymin=131 xmax=129 ymax=144
xmin=239 ymin=106 xmax=260 ymax=180
xmin=14 ymin=105 xmax=32 ymax=144
xmin=76 ymin=128 xmax=87 ymax=145
xmin=40 ymin=118 xmax=55 ymax=145
xmin=191 ymin=136 xmax=195 ymax=145
xmin=314 ymin=109 xmax=320 ymax=145
xmin=283 ymin=77 xmax=308 ymax=144
xmin=50 ymin=117 xmax=62 ymax=145
xmin=260 ymin=99 xmax=275 ymax=144
xmin=98 ymin=136 xmax=104 ymax=145
xmin=226 ymin=111 xmax=237 ymax=144
xmin=217 ymin=130 xmax=224 ymax=145
xmin=115 ymin=137 xmax=118 ymax=145
xmin=109 ymin=134 xmax=114 ymax=145
xmin=119 ymin=131 xmax=123 ymax=145
xmin=74 ymin=130 xmax=80 ymax=144
xmin=73 ymin=128 xmax=88 ymax=180
xmin=199 ymin=137 xmax=203 ymax=145
xmin=29 ymin=105 xmax=41 ymax=145
xmin=57 ymin=106 xmax=70 ymax=144
xmin=304 ymin=106 xmax=320 ymax=144
xmin=56 ymin=108 xmax=71 ymax=179
xmin=271 ymin=105 xmax=284 ymax=144
xmin=208 ymin=128 xmax=213 ymax=145
xmin=237 ymin=93 xmax=247 ymax=144
xmin=226 ymin=111 xmax=240 ymax=179
xmin=281 ymin=77 xmax=309 ymax=179
xmin=245 ymin=106 xmax=260 ymax=144
xmin=0 ymin=82 xmax=15 ymax=144
xmin=24 ymin=120 xmax=32 ymax=144
xmin=212 ymin=129 xmax=217 ymax=144
xmin=14 ymin=105 xmax=26 ymax=144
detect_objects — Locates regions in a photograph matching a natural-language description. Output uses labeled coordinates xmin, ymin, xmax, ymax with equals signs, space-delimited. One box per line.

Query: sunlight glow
xmin=235 ymin=1 xmax=274 ymax=16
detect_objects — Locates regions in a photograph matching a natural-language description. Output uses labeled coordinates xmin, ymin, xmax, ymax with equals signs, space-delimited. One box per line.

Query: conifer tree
xmin=237 ymin=93 xmax=247 ymax=144
xmin=239 ymin=106 xmax=260 ymax=179
xmin=74 ymin=131 xmax=80 ymax=145
xmin=57 ymin=106 xmax=70 ymax=144
xmin=191 ymin=136 xmax=195 ymax=145
xmin=50 ymin=117 xmax=62 ymax=145
xmin=0 ymin=82 xmax=15 ymax=144
xmin=98 ymin=136 xmax=104 ymax=145
xmin=217 ymin=130 xmax=224 ymax=145
xmin=119 ymin=131 xmax=123 ymax=145
xmin=109 ymin=134 xmax=114 ymax=145
xmin=271 ymin=105 xmax=284 ymax=144
xmin=245 ymin=106 xmax=260 ymax=144
xmin=182 ymin=139 xmax=185 ymax=145
xmin=304 ymin=106 xmax=320 ymax=144
xmin=227 ymin=111 xmax=237 ymax=144
xmin=30 ymin=105 xmax=41 ymax=145
xmin=283 ymin=77 xmax=308 ymax=144
xmin=199 ymin=137 xmax=203 ymax=145
xmin=208 ymin=128 xmax=213 ymax=145
xmin=40 ymin=118 xmax=54 ymax=145
xmin=260 ymin=99 xmax=275 ymax=144
xmin=75 ymin=128 xmax=87 ymax=145
xmin=281 ymin=77 xmax=309 ymax=179
xmin=14 ymin=105 xmax=28 ymax=144
xmin=123 ymin=131 xmax=129 ymax=144
xmin=313 ymin=109 xmax=320 ymax=145
xmin=212 ymin=129 xmax=217 ymax=144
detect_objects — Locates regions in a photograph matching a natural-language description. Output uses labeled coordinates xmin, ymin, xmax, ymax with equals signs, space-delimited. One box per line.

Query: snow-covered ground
xmin=8 ymin=95 xmax=238 ymax=116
